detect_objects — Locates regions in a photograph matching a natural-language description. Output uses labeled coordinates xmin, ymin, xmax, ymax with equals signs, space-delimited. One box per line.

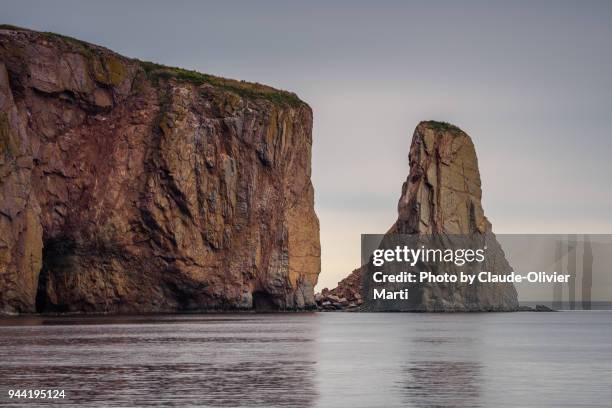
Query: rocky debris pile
xmin=315 ymin=267 xmax=363 ymax=311
xmin=315 ymin=287 xmax=362 ymax=311
xmin=518 ymin=304 xmax=557 ymax=312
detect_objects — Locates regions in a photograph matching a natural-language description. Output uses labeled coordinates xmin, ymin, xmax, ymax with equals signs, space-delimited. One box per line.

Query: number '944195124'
xmin=8 ymin=389 xmax=65 ymax=399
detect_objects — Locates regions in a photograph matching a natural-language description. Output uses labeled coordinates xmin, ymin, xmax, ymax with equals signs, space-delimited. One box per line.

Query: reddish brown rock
xmin=0 ymin=26 xmax=320 ymax=314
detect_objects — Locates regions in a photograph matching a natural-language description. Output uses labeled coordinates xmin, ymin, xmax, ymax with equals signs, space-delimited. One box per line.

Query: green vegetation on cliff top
xmin=0 ymin=24 xmax=307 ymax=108
xmin=138 ymin=60 xmax=305 ymax=108
xmin=422 ymin=120 xmax=464 ymax=133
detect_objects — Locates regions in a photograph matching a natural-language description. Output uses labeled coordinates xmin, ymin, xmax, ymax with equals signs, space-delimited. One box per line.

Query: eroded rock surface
xmin=0 ymin=26 xmax=320 ymax=314
xmin=324 ymin=121 xmax=518 ymax=311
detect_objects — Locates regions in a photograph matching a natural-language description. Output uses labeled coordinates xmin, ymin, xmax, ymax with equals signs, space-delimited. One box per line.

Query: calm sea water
xmin=0 ymin=312 xmax=611 ymax=407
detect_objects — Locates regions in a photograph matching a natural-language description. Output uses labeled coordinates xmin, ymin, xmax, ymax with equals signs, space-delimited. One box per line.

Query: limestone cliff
xmin=0 ymin=26 xmax=320 ymax=314
xmin=325 ymin=121 xmax=518 ymax=311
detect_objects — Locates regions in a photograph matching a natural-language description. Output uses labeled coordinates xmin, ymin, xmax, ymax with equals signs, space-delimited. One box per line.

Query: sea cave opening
xmin=252 ymin=291 xmax=278 ymax=312
xmin=35 ymin=236 xmax=72 ymax=313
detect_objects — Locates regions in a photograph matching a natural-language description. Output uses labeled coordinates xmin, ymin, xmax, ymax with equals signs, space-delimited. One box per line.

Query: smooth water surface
xmin=0 ymin=312 xmax=611 ymax=407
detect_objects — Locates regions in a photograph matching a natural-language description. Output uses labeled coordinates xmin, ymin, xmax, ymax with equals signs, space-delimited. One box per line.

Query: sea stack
xmin=325 ymin=121 xmax=519 ymax=311
xmin=0 ymin=26 xmax=320 ymax=314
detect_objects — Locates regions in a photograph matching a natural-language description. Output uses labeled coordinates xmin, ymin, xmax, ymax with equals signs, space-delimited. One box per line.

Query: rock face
xmin=326 ymin=121 xmax=519 ymax=311
xmin=0 ymin=26 xmax=320 ymax=314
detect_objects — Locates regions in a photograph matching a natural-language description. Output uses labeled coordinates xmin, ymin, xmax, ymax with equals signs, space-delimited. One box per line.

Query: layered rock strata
xmin=0 ymin=26 xmax=320 ymax=314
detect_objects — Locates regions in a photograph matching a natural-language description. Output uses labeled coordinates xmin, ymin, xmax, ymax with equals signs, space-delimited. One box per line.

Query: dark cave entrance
xmin=35 ymin=237 xmax=73 ymax=313
xmin=252 ymin=291 xmax=278 ymax=312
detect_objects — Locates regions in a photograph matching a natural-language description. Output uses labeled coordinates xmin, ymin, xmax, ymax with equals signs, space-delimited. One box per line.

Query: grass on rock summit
xmin=0 ymin=24 xmax=306 ymax=108
xmin=138 ymin=61 xmax=305 ymax=108
xmin=422 ymin=120 xmax=464 ymax=134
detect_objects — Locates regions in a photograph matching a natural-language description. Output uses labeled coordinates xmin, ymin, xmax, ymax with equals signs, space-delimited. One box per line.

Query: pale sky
xmin=4 ymin=0 xmax=612 ymax=290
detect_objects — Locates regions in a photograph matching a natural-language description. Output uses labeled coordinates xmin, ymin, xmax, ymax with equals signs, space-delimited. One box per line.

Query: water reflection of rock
xmin=0 ymin=316 xmax=318 ymax=407
xmin=400 ymin=360 xmax=483 ymax=407
xmin=0 ymin=361 xmax=318 ymax=406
